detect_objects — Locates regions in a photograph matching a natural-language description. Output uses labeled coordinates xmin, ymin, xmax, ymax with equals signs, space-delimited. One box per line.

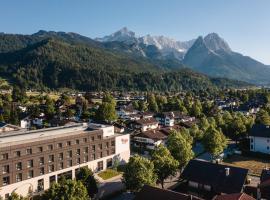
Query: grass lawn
xmin=222 ymin=154 xmax=270 ymax=176
xmin=97 ymin=169 xmax=121 ymax=180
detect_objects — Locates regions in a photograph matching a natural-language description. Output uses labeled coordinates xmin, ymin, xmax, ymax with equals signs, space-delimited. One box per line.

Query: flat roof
xmin=0 ymin=123 xmax=108 ymax=148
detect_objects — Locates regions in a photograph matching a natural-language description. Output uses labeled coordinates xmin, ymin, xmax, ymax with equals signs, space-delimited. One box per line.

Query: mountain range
xmin=96 ymin=27 xmax=270 ymax=85
xmin=0 ymin=29 xmax=252 ymax=91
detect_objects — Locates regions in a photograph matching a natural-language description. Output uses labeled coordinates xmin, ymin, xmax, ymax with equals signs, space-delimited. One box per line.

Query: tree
xmin=229 ymin=116 xmax=247 ymax=142
xmin=95 ymin=93 xmax=117 ymax=122
xmin=256 ymin=109 xmax=270 ymax=125
xmin=138 ymin=100 xmax=148 ymax=112
xmin=8 ymin=192 xmax=26 ymax=200
xmin=167 ymin=130 xmax=194 ymax=170
xmin=76 ymin=167 xmax=98 ymax=198
xmin=190 ymin=99 xmax=202 ymax=117
xmin=44 ymin=96 xmax=55 ymax=119
xmin=42 ymin=179 xmax=89 ymax=200
xmin=190 ymin=124 xmax=203 ymax=141
xmin=203 ymin=127 xmax=227 ymax=159
xmin=12 ymin=86 xmax=27 ymax=103
xmin=123 ymin=155 xmax=157 ymax=192
xmin=151 ymin=145 xmax=179 ymax=188
xmin=147 ymin=93 xmax=158 ymax=113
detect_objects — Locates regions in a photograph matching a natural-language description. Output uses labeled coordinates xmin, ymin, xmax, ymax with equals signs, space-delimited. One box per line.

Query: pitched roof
xmin=213 ymin=193 xmax=255 ymax=200
xmin=135 ymin=117 xmax=158 ymax=125
xmin=180 ymin=159 xmax=248 ymax=194
xmin=136 ymin=129 xmax=167 ymax=141
xmin=249 ymin=124 xmax=270 ymax=138
xmin=134 ymin=185 xmax=203 ymax=200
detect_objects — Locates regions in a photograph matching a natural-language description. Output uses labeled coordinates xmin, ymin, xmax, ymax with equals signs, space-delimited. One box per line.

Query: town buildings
xmin=249 ymin=124 xmax=270 ymax=154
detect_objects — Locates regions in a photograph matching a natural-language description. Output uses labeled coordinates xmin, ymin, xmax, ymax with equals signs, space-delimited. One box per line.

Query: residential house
xmin=258 ymin=168 xmax=270 ymax=200
xmin=134 ymin=185 xmax=203 ymax=200
xmin=133 ymin=117 xmax=159 ymax=131
xmin=213 ymin=193 xmax=255 ymax=200
xmin=249 ymin=124 xmax=270 ymax=154
xmin=180 ymin=159 xmax=249 ymax=195
xmin=132 ymin=125 xmax=182 ymax=150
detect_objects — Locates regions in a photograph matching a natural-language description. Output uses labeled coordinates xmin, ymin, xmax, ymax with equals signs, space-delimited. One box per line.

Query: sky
xmin=1 ymin=0 xmax=270 ymax=64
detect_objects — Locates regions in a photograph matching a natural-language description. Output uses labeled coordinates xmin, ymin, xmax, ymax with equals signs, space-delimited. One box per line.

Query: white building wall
xmin=0 ymin=134 xmax=130 ymax=199
xmin=250 ymin=136 xmax=270 ymax=154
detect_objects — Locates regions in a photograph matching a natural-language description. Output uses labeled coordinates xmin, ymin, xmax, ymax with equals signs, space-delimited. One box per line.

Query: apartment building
xmin=0 ymin=123 xmax=130 ymax=199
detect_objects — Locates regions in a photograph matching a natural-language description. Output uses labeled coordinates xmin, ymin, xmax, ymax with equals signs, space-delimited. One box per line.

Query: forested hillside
xmin=0 ymin=33 xmax=252 ymax=92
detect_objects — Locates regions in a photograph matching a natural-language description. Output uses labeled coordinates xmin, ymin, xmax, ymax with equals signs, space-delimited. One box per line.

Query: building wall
xmin=0 ymin=151 xmax=129 ymax=198
xmin=0 ymin=126 xmax=130 ymax=198
xmin=141 ymin=123 xmax=158 ymax=132
xmin=250 ymin=136 xmax=270 ymax=154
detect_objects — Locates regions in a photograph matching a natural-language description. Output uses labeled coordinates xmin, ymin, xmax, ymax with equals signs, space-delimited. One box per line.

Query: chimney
xmin=225 ymin=167 xmax=230 ymax=176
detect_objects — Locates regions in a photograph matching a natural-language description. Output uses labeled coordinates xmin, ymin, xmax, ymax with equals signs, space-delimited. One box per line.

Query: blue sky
xmin=1 ymin=0 xmax=270 ymax=64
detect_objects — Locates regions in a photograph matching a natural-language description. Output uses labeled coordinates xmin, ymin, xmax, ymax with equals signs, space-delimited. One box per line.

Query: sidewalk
xmin=96 ymin=174 xmax=125 ymax=199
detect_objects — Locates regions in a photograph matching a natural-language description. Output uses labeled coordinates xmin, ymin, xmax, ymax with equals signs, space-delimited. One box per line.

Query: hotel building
xmin=0 ymin=123 xmax=130 ymax=198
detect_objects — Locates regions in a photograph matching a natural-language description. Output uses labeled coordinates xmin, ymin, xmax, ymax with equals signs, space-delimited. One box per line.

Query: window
xmin=48 ymin=155 xmax=54 ymax=163
xmin=40 ymin=167 xmax=45 ymax=175
xmin=83 ymin=138 xmax=87 ymax=143
xmin=27 ymin=170 xmax=34 ymax=179
xmin=39 ymin=157 xmax=44 ymax=165
xmin=38 ymin=179 xmax=44 ymax=192
xmin=5 ymin=194 xmax=10 ymax=199
xmin=91 ymin=136 xmax=95 ymax=141
xmin=107 ymin=158 xmax=113 ymax=168
xmin=76 ymin=158 xmax=80 ymax=164
xmin=267 ymin=146 xmax=269 ymax=150
xmin=2 ymin=176 xmax=10 ymax=185
xmin=48 ymin=165 xmax=54 ymax=173
xmin=76 ymin=139 xmax=80 ymax=144
xmin=58 ymin=162 xmax=64 ymax=170
xmin=76 ymin=149 xmax=80 ymax=156
xmin=26 ymin=148 xmax=32 ymax=155
xmin=57 ymin=143 xmax=63 ymax=148
xmin=99 ymin=152 xmax=103 ymax=158
xmin=112 ymin=148 xmax=115 ymax=154
xmin=97 ymin=161 xmax=103 ymax=171
xmin=106 ymin=150 xmax=110 ymax=156
xmin=98 ymin=144 xmax=102 ymax=150
xmin=268 ymin=139 xmax=270 ymax=143
xmin=106 ymin=142 xmax=109 ymax=148
xmin=67 ymin=141 xmax=71 ymax=146
xmin=27 ymin=160 xmax=33 ymax=168
xmin=250 ymin=139 xmax=254 ymax=143
xmin=58 ymin=153 xmax=63 ymax=161
xmin=111 ymin=141 xmax=115 ymax=146
xmin=84 ymin=155 xmax=88 ymax=163
xmin=92 ymin=145 xmax=95 ymax=151
xmin=83 ymin=147 xmax=88 ymax=154
xmin=1 ymin=153 xmax=8 ymax=160
xmin=38 ymin=146 xmax=43 ymax=152
xmin=14 ymin=151 xmax=21 ymax=157
xmin=67 ymin=150 xmax=72 ymax=158
xmin=16 ymin=173 xmax=22 ymax=182
xmin=16 ymin=162 xmax=22 ymax=170
xmin=49 ymin=176 xmax=56 ymax=187
xmin=250 ymin=145 xmax=254 ymax=150
xmin=48 ymin=144 xmax=53 ymax=151
xmin=98 ymin=135 xmax=102 ymax=140
xmin=67 ymin=160 xmax=72 ymax=167
xmin=92 ymin=154 xmax=96 ymax=160
xmin=2 ymin=165 xmax=9 ymax=174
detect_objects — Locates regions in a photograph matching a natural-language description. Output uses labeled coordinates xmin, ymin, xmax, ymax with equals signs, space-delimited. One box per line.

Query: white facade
xmin=0 ymin=124 xmax=130 ymax=198
xmin=141 ymin=123 xmax=159 ymax=132
xmin=250 ymin=136 xmax=270 ymax=154
xmin=133 ymin=136 xmax=163 ymax=150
